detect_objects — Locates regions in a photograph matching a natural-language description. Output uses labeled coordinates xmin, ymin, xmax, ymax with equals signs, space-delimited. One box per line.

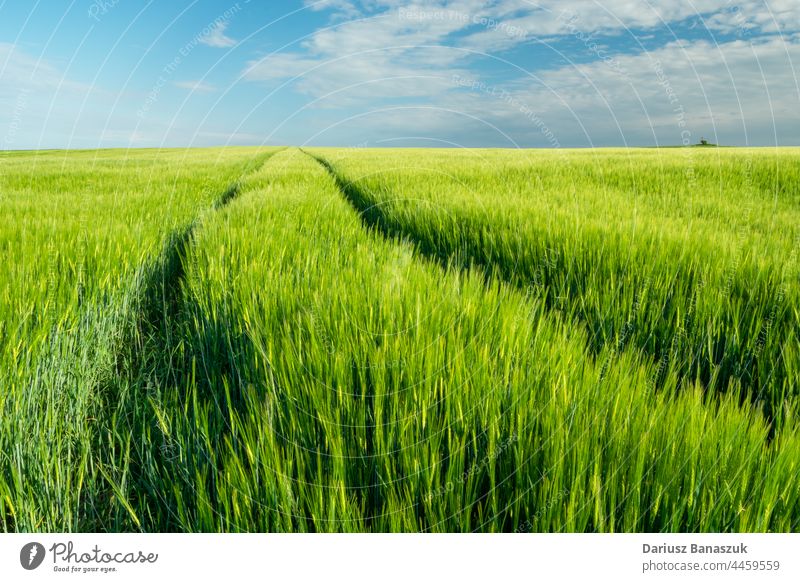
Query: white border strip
xmin=1 ymin=533 xmax=798 ymax=581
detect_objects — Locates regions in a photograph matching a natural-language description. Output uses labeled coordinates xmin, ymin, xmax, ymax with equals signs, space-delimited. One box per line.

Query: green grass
xmin=1 ymin=146 xmax=798 ymax=532
xmin=308 ymin=147 xmax=799 ymax=429
xmin=0 ymin=146 xmax=277 ymax=530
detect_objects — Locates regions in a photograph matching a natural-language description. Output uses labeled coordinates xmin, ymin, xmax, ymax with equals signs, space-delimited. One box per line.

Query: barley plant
xmin=0 ymin=146 xmax=797 ymax=532
xmin=0 ymin=147 xmax=275 ymax=530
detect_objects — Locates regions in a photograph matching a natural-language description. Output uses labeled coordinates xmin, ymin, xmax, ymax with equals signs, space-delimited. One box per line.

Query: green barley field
xmin=1 ymin=146 xmax=798 ymax=532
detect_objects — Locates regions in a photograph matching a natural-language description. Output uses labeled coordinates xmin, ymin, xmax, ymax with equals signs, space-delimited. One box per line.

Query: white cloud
xmin=294 ymin=0 xmax=800 ymax=56
xmin=244 ymin=1 xmax=488 ymax=104
xmin=701 ymin=0 xmax=798 ymax=35
xmin=456 ymin=0 xmax=800 ymax=53
xmin=0 ymin=43 xmax=104 ymax=148
xmin=199 ymin=22 xmax=237 ymax=49
xmin=244 ymin=53 xmax=322 ymax=80
xmin=245 ymin=0 xmax=799 ymax=146
xmin=304 ymin=0 xmax=361 ymax=19
xmin=0 ymin=42 xmax=89 ymax=97
xmin=546 ymin=34 xmax=799 ymax=144
xmin=5 ymin=1 xmax=798 ymax=148
xmin=248 ymin=0 xmax=800 ymax=100
xmin=243 ymin=5 xmax=475 ymax=104
xmin=430 ymin=35 xmax=800 ymax=146
xmin=174 ymin=80 xmax=217 ymax=93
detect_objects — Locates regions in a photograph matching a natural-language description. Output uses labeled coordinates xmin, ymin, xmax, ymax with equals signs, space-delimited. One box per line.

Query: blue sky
xmin=1 ymin=0 xmax=798 ymax=148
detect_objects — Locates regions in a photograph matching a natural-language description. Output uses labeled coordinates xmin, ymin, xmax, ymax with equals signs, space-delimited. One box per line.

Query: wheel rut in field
xmin=305 ymin=151 xmax=791 ymax=434
xmin=125 ymin=149 xmax=278 ymax=383
xmin=307 ymin=152 xmax=457 ymax=269
xmin=91 ymin=150 xmax=279 ymax=530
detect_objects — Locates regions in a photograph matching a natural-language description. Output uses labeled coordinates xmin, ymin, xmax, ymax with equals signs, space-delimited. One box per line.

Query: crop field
xmin=0 ymin=146 xmax=798 ymax=532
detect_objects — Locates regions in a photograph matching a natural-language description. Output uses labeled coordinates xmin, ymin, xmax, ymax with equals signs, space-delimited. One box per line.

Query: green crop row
xmin=2 ymin=146 xmax=797 ymax=532
xmin=309 ymin=147 xmax=799 ymax=429
xmin=100 ymin=148 xmax=800 ymax=532
xmin=0 ymin=147 xmax=276 ymax=531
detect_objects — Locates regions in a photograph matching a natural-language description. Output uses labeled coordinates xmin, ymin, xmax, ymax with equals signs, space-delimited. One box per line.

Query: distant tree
xmin=700 ymin=137 xmax=709 ymax=146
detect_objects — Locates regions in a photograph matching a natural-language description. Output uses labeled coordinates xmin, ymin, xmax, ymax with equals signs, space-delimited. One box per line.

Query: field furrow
xmin=308 ymin=148 xmax=799 ymax=429
xmin=104 ymin=147 xmax=800 ymax=532
xmin=0 ymin=147 xmax=278 ymax=531
xmin=3 ymin=146 xmax=798 ymax=534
